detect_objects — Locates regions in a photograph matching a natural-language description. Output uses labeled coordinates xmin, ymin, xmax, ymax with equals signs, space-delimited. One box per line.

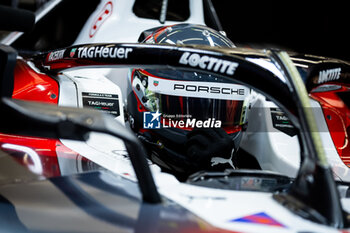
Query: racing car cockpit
xmin=0 ymin=41 xmax=349 ymax=231
xmin=1 ymin=5 xmax=350 ymax=232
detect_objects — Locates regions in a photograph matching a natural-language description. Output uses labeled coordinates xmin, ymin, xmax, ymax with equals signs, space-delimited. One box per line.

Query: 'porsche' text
xmin=174 ymin=84 xmax=245 ymax=95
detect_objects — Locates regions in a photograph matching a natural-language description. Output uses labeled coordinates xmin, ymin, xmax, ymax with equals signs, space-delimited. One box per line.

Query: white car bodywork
xmin=74 ymin=0 xmax=205 ymax=44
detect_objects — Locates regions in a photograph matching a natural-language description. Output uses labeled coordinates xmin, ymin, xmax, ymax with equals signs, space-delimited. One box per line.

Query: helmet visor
xmin=132 ymin=69 xmax=250 ymax=128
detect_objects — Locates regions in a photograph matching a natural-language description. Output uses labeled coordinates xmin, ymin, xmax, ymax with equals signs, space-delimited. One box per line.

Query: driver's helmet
xmin=126 ymin=24 xmax=251 ymax=177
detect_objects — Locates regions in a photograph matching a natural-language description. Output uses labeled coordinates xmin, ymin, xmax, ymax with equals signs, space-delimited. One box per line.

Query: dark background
xmin=212 ymin=0 xmax=349 ymax=61
xmin=1 ymin=0 xmax=349 ymax=61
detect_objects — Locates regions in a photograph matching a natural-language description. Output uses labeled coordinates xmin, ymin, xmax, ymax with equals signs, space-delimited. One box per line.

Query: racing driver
xmin=126 ymin=24 xmax=251 ymax=179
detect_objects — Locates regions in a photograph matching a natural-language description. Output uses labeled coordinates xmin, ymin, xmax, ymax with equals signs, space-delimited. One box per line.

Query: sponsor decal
xmin=241 ymin=177 xmax=262 ymax=189
xmin=89 ymin=1 xmax=113 ymax=38
xmin=82 ymin=92 xmax=120 ymax=117
xmin=270 ymin=108 xmax=296 ymax=136
xmin=47 ymin=49 xmax=65 ymax=62
xmin=318 ymin=67 xmax=341 ymax=84
xmin=70 ymin=48 xmax=77 ymax=58
xmin=173 ymin=84 xmax=245 ymax=95
xmin=143 ymin=111 xmax=161 ymax=129
xmin=229 ymin=212 xmax=286 ymax=228
xmin=211 ymin=149 xmax=235 ymax=169
xmin=143 ymin=111 xmax=221 ymax=129
xmin=179 ymin=52 xmax=239 ymax=75
xmin=75 ymin=46 xmax=133 ymax=59
xmin=183 ymin=194 xmax=227 ymax=201
xmin=147 ymin=76 xmax=248 ymax=100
